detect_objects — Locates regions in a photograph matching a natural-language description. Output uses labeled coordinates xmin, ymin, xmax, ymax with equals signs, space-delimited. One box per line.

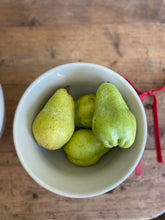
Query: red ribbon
xmin=123 ymin=77 xmax=165 ymax=177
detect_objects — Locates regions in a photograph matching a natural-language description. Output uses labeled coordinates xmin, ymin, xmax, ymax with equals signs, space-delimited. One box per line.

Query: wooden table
xmin=0 ymin=1 xmax=165 ymax=219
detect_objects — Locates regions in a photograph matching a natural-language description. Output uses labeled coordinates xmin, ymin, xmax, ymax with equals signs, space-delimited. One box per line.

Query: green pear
xmin=92 ymin=83 xmax=136 ymax=148
xmin=75 ymin=94 xmax=95 ymax=128
xmin=32 ymin=88 xmax=75 ymax=150
xmin=63 ymin=129 xmax=110 ymax=166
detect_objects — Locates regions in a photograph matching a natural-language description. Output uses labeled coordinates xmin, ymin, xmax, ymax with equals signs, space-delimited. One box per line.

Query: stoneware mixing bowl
xmin=13 ymin=63 xmax=147 ymax=198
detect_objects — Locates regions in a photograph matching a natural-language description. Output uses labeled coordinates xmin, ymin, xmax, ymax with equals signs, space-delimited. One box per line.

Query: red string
xmin=123 ymin=77 xmax=165 ymax=176
xmin=152 ymin=95 xmax=163 ymax=163
xmin=135 ymin=161 xmax=142 ymax=177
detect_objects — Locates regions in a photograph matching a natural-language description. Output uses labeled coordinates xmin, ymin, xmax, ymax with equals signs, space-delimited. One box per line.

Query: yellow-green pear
xmin=63 ymin=129 xmax=110 ymax=166
xmin=92 ymin=83 xmax=136 ymax=149
xmin=75 ymin=94 xmax=95 ymax=128
xmin=32 ymin=88 xmax=75 ymax=150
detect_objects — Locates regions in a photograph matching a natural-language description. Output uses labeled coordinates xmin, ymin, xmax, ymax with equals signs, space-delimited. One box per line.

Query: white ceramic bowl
xmin=13 ymin=63 xmax=147 ymax=198
xmin=0 ymin=84 xmax=5 ymax=138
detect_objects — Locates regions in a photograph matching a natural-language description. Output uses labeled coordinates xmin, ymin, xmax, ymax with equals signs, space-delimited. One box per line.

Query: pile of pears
xmin=32 ymin=82 xmax=136 ymax=166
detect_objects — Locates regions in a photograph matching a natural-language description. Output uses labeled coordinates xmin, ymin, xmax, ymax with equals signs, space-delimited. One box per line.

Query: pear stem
xmin=65 ymin=85 xmax=70 ymax=93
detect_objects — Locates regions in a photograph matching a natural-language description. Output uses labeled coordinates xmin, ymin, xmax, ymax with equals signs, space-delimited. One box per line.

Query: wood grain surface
xmin=0 ymin=1 xmax=165 ymax=220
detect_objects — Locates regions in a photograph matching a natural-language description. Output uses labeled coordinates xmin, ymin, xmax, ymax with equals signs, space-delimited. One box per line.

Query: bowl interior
xmin=13 ymin=63 xmax=147 ymax=198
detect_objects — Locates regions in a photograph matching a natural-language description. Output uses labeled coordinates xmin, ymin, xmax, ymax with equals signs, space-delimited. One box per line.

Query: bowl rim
xmin=0 ymin=84 xmax=5 ymax=138
xmin=13 ymin=62 xmax=147 ymax=198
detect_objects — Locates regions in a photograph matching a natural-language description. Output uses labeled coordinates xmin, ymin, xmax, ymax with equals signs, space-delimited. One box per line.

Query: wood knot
xmin=32 ymin=193 xmax=38 ymax=199
xmin=148 ymin=125 xmax=164 ymax=138
xmin=145 ymin=103 xmax=152 ymax=110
